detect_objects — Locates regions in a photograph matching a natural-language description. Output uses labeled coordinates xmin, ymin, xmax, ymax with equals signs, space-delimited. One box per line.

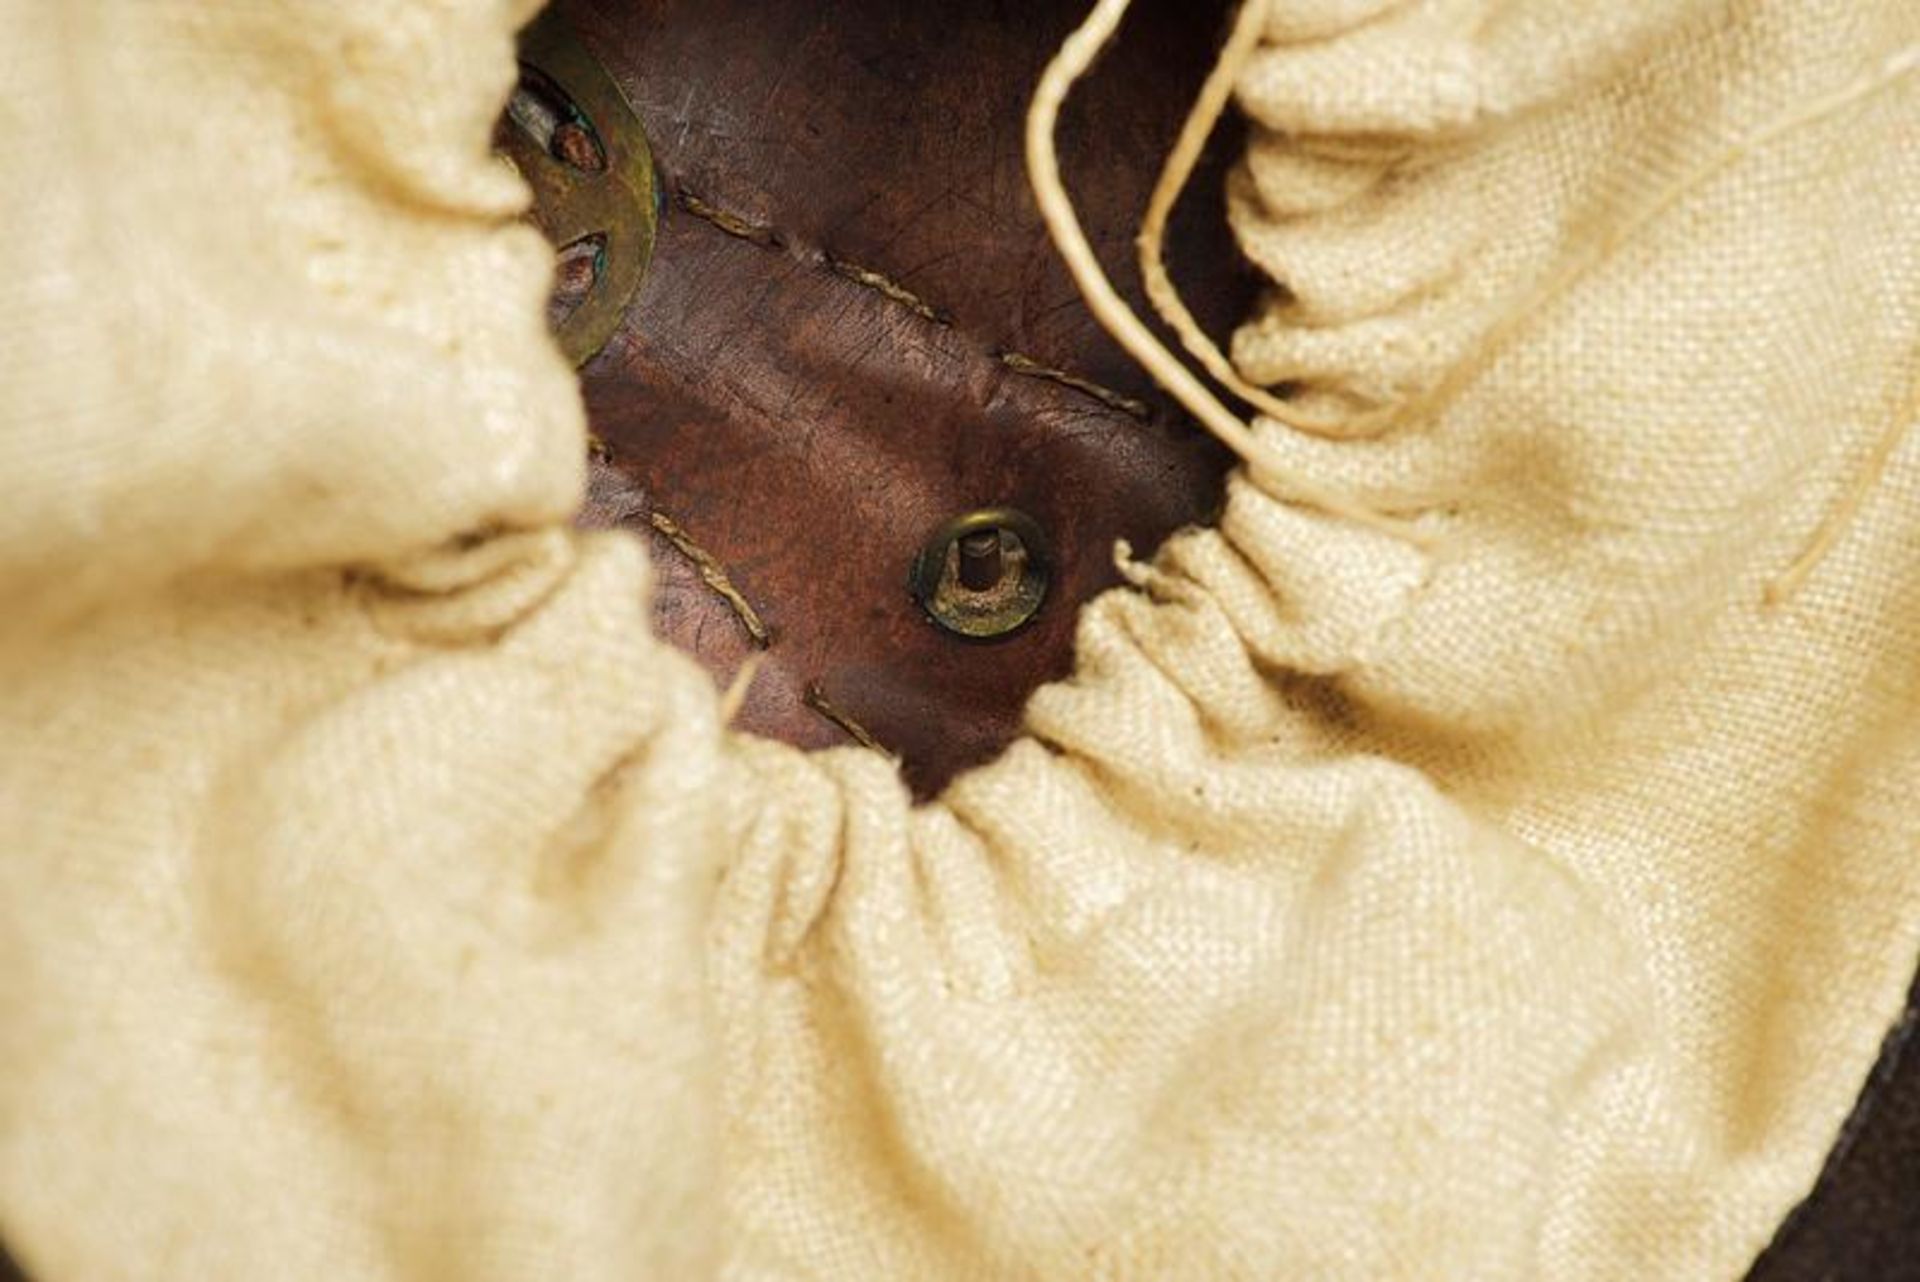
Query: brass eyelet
xmin=911 ymin=508 xmax=1050 ymax=640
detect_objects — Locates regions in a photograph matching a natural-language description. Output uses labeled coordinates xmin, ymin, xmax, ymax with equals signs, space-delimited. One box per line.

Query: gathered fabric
xmin=2 ymin=1 xmax=1917 ymax=1279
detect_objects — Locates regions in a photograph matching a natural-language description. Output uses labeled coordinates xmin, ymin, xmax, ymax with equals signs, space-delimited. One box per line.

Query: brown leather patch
xmin=556 ymin=0 xmax=1245 ymax=797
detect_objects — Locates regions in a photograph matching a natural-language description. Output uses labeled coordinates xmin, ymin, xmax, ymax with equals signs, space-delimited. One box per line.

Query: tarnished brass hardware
xmin=498 ymin=12 xmax=657 ymax=366
xmin=912 ymin=508 xmax=1050 ymax=640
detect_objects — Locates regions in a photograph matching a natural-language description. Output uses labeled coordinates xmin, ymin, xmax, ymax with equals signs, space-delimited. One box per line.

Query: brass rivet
xmin=912 ymin=508 xmax=1049 ymax=640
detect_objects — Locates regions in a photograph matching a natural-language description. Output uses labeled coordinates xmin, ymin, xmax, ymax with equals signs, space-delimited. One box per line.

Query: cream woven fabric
xmin=3 ymin=1 xmax=1917 ymax=1279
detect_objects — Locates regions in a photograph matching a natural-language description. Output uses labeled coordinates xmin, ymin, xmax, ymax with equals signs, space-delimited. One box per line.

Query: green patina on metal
xmin=499 ymin=11 xmax=657 ymax=367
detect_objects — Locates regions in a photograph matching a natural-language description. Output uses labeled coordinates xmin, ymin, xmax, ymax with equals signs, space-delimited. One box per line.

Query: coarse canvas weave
xmin=1 ymin=0 xmax=1916 ymax=1278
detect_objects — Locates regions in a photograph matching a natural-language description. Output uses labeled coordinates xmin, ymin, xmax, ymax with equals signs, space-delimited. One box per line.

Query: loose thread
xmin=1764 ymin=382 xmax=1918 ymax=608
xmin=803 ymin=682 xmax=891 ymax=755
xmin=720 ymin=653 xmax=764 ymax=724
xmin=647 ymin=510 xmax=772 ymax=647
xmin=1110 ymin=538 xmax=1195 ymax=601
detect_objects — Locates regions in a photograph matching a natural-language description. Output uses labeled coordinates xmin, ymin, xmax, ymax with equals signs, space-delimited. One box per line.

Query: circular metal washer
xmin=499 ymin=11 xmax=659 ymax=367
xmin=912 ymin=508 xmax=1050 ymax=640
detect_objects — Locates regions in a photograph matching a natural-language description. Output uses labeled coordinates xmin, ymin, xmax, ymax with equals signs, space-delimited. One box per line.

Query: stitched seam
xmin=673 ymin=183 xmax=1156 ymax=421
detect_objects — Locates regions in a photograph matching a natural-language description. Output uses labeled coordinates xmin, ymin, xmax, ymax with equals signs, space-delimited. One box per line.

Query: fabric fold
xmin=3 ymin=1 xmax=1917 ymax=1280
